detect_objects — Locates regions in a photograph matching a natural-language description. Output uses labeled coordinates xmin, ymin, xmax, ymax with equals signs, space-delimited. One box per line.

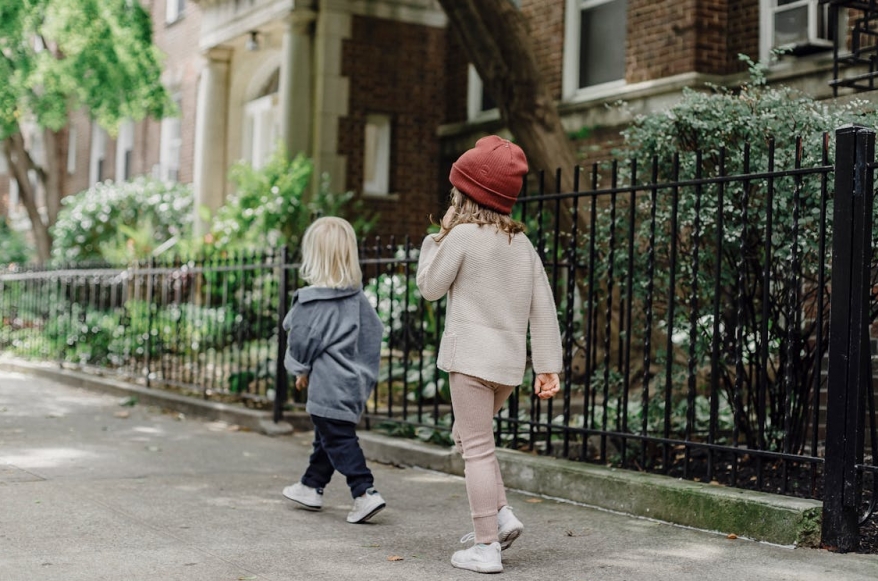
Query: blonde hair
xmin=435 ymin=187 xmax=525 ymax=242
xmin=299 ymin=216 xmax=362 ymax=288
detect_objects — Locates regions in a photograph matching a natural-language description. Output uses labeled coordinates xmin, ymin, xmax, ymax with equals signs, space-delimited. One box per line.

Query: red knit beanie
xmin=449 ymin=135 xmax=528 ymax=214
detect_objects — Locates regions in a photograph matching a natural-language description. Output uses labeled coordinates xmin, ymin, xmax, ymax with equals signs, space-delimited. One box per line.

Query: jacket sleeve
xmin=282 ymin=303 xmax=323 ymax=376
xmin=416 ymin=232 xmax=464 ymax=301
xmin=528 ymin=249 xmax=563 ymax=374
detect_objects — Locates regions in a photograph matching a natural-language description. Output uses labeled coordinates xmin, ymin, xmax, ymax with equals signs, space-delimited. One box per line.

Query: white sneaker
xmin=497 ymin=505 xmax=523 ymax=550
xmin=346 ymin=488 xmax=386 ymax=523
xmin=282 ymin=482 xmax=323 ymax=510
xmin=451 ymin=541 xmax=502 ymax=574
xmin=459 ymin=506 xmax=524 ymax=552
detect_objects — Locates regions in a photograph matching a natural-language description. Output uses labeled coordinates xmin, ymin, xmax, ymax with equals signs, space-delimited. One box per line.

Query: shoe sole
xmin=282 ymin=492 xmax=322 ymax=511
xmin=499 ymin=526 xmax=522 ymax=551
xmin=347 ymin=502 xmax=386 ymax=524
xmin=450 ymin=558 xmax=503 ymax=574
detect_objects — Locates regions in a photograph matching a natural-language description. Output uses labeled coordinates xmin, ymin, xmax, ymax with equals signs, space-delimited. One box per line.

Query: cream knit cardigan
xmin=416 ymin=224 xmax=563 ymax=386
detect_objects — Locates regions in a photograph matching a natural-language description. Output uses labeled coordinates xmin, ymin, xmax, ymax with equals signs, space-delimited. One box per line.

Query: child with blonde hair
xmin=281 ymin=216 xmax=386 ymax=524
xmin=417 ymin=136 xmax=563 ymax=573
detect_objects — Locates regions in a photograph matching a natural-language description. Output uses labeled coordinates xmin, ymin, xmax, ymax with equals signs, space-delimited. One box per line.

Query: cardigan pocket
xmin=437 ymin=333 xmax=457 ymax=369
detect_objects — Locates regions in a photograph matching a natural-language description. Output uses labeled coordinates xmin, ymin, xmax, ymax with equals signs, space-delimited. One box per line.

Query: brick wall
xmin=149 ymin=1 xmax=201 ymax=185
xmin=628 ymin=0 xmax=697 ymax=83
xmin=521 ymin=0 xmax=566 ymax=101
xmin=339 ymin=15 xmax=448 ymax=241
xmin=726 ymin=0 xmax=759 ymax=74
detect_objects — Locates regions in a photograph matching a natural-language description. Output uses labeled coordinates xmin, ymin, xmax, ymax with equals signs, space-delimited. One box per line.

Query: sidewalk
xmin=1 ymin=369 xmax=876 ymax=581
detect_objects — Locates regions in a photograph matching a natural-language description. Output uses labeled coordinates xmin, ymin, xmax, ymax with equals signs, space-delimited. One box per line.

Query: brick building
xmin=1 ymin=0 xmax=874 ymax=249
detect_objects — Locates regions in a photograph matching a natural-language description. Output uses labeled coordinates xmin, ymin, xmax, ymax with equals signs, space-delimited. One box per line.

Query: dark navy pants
xmin=300 ymin=415 xmax=374 ymax=499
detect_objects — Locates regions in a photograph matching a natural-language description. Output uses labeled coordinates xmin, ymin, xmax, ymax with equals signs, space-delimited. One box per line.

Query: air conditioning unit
xmin=771 ymin=0 xmax=833 ymax=54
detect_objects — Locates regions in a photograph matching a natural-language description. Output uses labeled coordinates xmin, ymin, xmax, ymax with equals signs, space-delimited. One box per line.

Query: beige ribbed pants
xmin=449 ymin=372 xmax=515 ymax=544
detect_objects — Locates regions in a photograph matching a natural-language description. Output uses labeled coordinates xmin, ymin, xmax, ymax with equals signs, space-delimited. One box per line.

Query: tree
xmin=436 ymin=0 xmax=578 ymax=185
xmin=0 ymin=0 xmax=171 ymax=263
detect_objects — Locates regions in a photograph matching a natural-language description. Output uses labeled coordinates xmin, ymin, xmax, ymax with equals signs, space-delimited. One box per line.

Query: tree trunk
xmin=42 ymin=127 xmax=66 ymax=228
xmin=3 ymin=134 xmax=52 ymax=263
xmin=438 ymin=0 xmax=629 ymax=374
xmin=436 ymin=0 xmax=578 ymax=189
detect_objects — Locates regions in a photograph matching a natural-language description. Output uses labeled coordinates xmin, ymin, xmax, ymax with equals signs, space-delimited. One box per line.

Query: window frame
xmin=89 ymin=122 xmax=106 ymax=186
xmin=159 ymin=96 xmax=183 ymax=181
xmin=362 ymin=114 xmax=392 ymax=197
xmin=115 ymin=120 xmax=134 ymax=182
xmin=563 ymin=0 xmax=628 ymax=101
xmin=66 ymin=127 xmax=77 ymax=175
xmin=165 ymin=0 xmax=185 ymax=24
xmin=758 ymin=0 xmax=844 ymax=62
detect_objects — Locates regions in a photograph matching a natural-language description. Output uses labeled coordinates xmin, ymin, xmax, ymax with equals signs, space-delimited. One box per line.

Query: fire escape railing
xmin=822 ymin=0 xmax=878 ymax=95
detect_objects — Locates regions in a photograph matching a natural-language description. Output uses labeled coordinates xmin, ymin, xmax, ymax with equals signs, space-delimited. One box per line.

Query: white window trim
xmin=165 ymin=0 xmax=184 ymax=24
xmin=66 ymin=127 xmax=77 ymax=175
xmin=363 ymin=114 xmax=391 ymax=196
xmin=466 ymin=65 xmax=502 ymax=121
xmin=563 ymin=0 xmax=627 ymax=102
xmin=115 ymin=120 xmax=134 ymax=182
xmin=89 ymin=122 xmax=106 ymax=186
xmin=242 ymin=93 xmax=280 ymax=170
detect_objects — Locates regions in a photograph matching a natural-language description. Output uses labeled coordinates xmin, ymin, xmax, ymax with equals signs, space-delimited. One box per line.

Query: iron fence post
xmin=822 ymin=125 xmax=876 ymax=552
xmin=273 ymin=246 xmax=290 ymax=424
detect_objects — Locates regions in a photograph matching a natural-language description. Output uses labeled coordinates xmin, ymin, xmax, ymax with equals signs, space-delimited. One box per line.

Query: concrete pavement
xmin=1 ymin=368 xmax=877 ymax=581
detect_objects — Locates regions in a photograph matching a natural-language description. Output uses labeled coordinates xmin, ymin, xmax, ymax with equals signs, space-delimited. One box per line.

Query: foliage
xmin=603 ymin=55 xmax=878 ymax=452
xmin=50 ymin=178 xmax=193 ymax=264
xmin=0 ymin=0 xmax=170 ymax=138
xmin=207 ymin=145 xmax=375 ymax=254
xmin=0 ymin=218 xmax=31 ymax=267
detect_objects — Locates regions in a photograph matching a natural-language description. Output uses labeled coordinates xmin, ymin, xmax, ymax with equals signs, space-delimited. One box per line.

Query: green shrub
xmin=50 ymin=177 xmax=193 ymax=264
xmin=207 ymin=144 xmax=375 ymax=254
xmin=0 ymin=218 xmax=32 ymax=267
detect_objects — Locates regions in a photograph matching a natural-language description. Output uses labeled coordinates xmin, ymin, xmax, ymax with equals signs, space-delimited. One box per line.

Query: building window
xmin=89 ymin=122 xmax=106 ymax=186
xmin=243 ymin=94 xmax=280 ymax=170
xmin=466 ymin=0 xmax=518 ymax=119
xmin=363 ymin=114 xmax=391 ymax=196
xmin=67 ymin=128 xmax=77 ymax=175
xmin=160 ymin=97 xmax=182 ymax=181
xmin=759 ymin=0 xmax=840 ymax=62
xmin=166 ymin=0 xmax=185 ymax=23
xmin=115 ymin=121 xmax=134 ymax=182
xmin=563 ymin=0 xmax=627 ymax=98
xmin=466 ymin=66 xmax=498 ymax=121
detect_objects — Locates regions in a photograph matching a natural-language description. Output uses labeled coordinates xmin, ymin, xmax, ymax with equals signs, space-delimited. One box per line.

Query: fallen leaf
xmin=114 ymin=411 xmax=130 ymax=419
xmin=387 ymin=555 xmax=404 ymax=562
xmin=526 ymin=498 xmax=543 ymax=503
xmin=119 ymin=397 xmax=138 ymax=407
xmin=727 ymin=533 xmax=738 ymax=540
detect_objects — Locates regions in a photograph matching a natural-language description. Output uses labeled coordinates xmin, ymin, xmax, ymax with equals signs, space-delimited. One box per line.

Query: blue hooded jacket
xmin=282 ymin=286 xmax=383 ymax=423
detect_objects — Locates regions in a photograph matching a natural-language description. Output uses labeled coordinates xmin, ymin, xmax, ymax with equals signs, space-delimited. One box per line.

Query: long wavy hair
xmin=435 ymin=187 xmax=526 ymax=243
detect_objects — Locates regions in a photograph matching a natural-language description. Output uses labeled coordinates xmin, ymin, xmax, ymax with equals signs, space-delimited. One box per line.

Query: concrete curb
xmin=1 ymin=359 xmax=822 ymax=547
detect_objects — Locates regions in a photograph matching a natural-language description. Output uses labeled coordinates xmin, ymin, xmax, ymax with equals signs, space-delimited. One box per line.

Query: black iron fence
xmin=1 ymin=127 xmax=876 ymax=549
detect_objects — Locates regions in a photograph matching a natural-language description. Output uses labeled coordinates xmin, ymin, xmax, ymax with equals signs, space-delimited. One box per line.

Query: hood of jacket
xmin=295 ymin=286 xmax=361 ymax=304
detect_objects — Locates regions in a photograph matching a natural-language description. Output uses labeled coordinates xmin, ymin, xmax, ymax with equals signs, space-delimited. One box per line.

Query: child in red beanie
xmin=416 ymin=135 xmax=563 ymax=574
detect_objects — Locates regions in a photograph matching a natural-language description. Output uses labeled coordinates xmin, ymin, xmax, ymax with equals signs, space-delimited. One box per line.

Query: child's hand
xmin=295 ymin=375 xmax=309 ymax=390
xmin=534 ymin=373 xmax=560 ymax=400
